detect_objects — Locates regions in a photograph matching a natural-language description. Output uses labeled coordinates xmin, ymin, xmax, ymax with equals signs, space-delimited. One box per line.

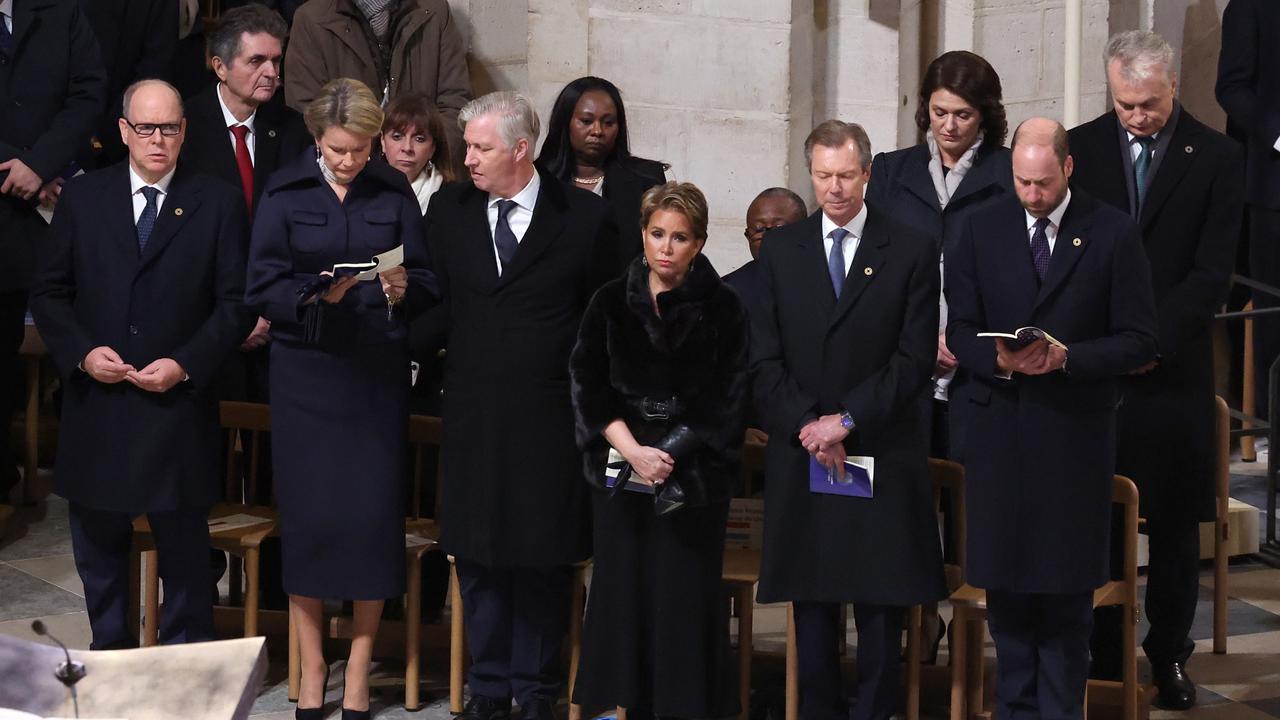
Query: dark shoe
xmin=1152 ymin=661 xmax=1196 ymax=710
xmin=295 ymin=709 xmax=324 ymax=720
xmin=342 ymin=709 xmax=371 ymax=720
xmin=458 ymin=694 xmax=512 ymax=720
xmin=518 ymin=698 xmax=557 ymax=720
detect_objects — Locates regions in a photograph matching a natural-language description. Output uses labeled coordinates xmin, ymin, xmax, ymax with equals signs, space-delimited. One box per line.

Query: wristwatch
xmin=839 ymin=411 xmax=855 ymax=430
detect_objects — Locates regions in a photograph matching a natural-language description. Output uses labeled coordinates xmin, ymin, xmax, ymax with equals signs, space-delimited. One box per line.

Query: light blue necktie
xmin=828 ymin=228 xmax=850 ymax=299
xmin=136 ymin=186 xmax=160 ymax=253
xmin=1133 ymin=136 xmax=1155 ymax=205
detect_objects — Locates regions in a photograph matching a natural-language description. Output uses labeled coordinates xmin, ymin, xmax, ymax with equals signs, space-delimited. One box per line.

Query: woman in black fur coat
xmin=569 ymin=182 xmax=748 ymax=719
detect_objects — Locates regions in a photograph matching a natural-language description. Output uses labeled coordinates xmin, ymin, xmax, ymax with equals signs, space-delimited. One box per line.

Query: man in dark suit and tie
xmin=1071 ymin=31 xmax=1242 ymax=709
xmin=946 ymin=118 xmax=1158 ymax=719
xmin=750 ymin=120 xmax=945 ymax=720
xmin=0 ymin=0 xmax=106 ymax=507
xmin=427 ymin=91 xmax=618 ymax=720
xmin=1217 ymin=0 xmax=1280 ymax=414
xmin=723 ymin=186 xmax=806 ymax=311
xmin=30 ymin=79 xmax=250 ymax=650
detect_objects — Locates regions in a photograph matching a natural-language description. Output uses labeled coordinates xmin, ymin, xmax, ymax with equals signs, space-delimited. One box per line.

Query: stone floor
xmin=2 ymin=468 xmax=1279 ymax=719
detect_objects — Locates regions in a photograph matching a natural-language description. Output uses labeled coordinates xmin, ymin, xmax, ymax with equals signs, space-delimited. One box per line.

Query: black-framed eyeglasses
xmin=123 ymin=119 xmax=182 ymax=137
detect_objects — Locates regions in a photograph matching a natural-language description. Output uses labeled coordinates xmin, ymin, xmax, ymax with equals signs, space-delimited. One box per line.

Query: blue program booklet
xmin=808 ymin=455 xmax=874 ymax=498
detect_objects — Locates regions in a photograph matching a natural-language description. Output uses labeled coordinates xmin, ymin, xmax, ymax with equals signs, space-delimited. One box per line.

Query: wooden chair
xmin=285 ymin=413 xmax=446 ymax=711
xmin=948 ymin=474 xmax=1142 ymax=720
xmin=446 ymin=557 xmax=590 ymax=718
xmin=1213 ymin=395 xmax=1231 ymax=654
xmin=134 ymin=401 xmax=278 ymax=645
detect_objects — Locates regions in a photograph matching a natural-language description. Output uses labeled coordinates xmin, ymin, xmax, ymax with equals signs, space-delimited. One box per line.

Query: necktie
xmin=0 ymin=14 xmax=15 ymax=60
xmin=493 ymin=199 xmax=519 ymax=274
xmin=1133 ymin=135 xmax=1155 ymax=205
xmin=1030 ymin=216 xmax=1051 ymax=281
xmin=230 ymin=125 xmax=254 ymax=213
xmin=136 ymin=186 xmax=160 ymax=253
xmin=828 ymin=228 xmax=850 ymax=299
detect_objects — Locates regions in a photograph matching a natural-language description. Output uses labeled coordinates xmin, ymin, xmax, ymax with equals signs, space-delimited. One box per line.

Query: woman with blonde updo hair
xmin=568 ymin=181 xmax=747 ymax=719
xmin=246 ymin=77 xmax=438 ymax=720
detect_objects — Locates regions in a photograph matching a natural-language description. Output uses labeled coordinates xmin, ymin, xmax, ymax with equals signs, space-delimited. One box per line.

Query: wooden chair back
xmin=928 ymin=457 xmax=966 ymax=583
xmin=407 ymin=414 xmax=445 ymax=521
xmin=220 ymin=401 xmax=272 ymax=505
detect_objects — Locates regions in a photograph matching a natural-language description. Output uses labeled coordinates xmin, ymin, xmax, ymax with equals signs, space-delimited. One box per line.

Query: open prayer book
xmin=977 ymin=326 xmax=1067 ymax=350
xmin=331 ymin=244 xmax=404 ymax=281
xmin=604 ymin=448 xmax=656 ymax=495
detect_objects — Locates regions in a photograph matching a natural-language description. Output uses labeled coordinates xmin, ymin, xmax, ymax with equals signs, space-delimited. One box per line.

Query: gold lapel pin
xmin=1184 ymin=145 xmax=1193 ymax=153
xmin=268 ymin=130 xmax=277 ymax=138
xmin=1072 ymin=237 xmax=1082 ymax=247
xmin=174 ymin=208 xmax=183 ymax=216
xmin=863 ymin=266 xmax=874 ymax=276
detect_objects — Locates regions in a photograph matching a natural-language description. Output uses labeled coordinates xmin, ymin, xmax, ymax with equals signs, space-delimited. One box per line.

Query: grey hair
xmin=803 ymin=120 xmax=873 ymax=172
xmin=1104 ymin=30 xmax=1175 ymax=84
xmin=122 ymin=79 xmax=185 ymax=118
xmin=458 ymin=91 xmax=540 ymax=149
xmin=207 ymin=3 xmax=288 ymax=65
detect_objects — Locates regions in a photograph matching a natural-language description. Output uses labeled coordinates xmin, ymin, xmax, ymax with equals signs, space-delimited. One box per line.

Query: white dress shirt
xmin=1024 ymin=189 xmax=1071 ymax=255
xmin=820 ymin=203 xmax=868 ymax=279
xmin=0 ymin=0 xmax=12 ymax=32
xmin=129 ymin=166 xmax=176 ymax=223
xmin=216 ymin=83 xmax=257 ymax=163
xmin=1126 ymin=130 xmax=1160 ymax=163
xmin=487 ymin=171 xmax=541 ymax=273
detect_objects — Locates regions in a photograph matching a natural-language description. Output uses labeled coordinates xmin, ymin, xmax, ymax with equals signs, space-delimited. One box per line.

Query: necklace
xmin=573 ymin=174 xmax=603 ymax=185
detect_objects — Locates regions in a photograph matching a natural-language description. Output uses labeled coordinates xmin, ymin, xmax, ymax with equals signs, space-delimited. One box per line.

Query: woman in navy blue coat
xmin=865 ymin=51 xmax=1012 ymax=461
xmin=245 ymin=78 xmax=436 ymax=719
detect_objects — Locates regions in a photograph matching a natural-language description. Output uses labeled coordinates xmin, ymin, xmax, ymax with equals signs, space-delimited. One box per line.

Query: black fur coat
xmin=569 ymin=254 xmax=749 ymax=508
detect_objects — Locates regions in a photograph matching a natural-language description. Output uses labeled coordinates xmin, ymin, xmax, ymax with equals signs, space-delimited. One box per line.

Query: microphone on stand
xmin=31 ymin=620 xmax=87 ymax=687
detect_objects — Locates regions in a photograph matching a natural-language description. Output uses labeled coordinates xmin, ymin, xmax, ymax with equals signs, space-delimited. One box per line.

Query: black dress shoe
xmin=295 ymin=708 xmax=324 ymax=720
xmin=1152 ymin=661 xmax=1197 ymax=710
xmin=342 ymin=708 xmax=371 ymax=720
xmin=458 ymin=694 xmax=512 ymax=720
xmin=518 ymin=698 xmax=557 ymax=720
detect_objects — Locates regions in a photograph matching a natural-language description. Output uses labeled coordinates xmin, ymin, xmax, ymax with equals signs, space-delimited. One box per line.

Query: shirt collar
xmin=0 ymin=0 xmax=12 ymax=19
xmin=1026 ymin=188 xmax=1072 ymax=231
xmin=488 ymin=170 xmax=541 ymax=211
xmin=129 ymin=165 xmax=177 ymax=197
xmin=820 ymin=202 xmax=868 ymax=241
xmin=216 ymin=83 xmax=257 ymax=133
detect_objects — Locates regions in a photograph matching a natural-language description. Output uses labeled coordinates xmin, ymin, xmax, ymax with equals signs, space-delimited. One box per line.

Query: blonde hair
xmin=639 ymin=181 xmax=709 ymax=240
xmin=304 ymin=78 xmax=384 ymax=139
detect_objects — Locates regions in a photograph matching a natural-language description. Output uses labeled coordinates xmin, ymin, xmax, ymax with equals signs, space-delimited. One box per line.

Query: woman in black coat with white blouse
xmin=569 ymin=182 xmax=747 ymax=720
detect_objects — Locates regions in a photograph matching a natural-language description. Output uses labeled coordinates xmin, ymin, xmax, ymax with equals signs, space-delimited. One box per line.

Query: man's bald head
xmin=1010 ymin=117 xmax=1073 ymax=218
xmin=122 ymin=79 xmax=184 ymax=120
xmin=119 ymin=79 xmax=187 ymax=184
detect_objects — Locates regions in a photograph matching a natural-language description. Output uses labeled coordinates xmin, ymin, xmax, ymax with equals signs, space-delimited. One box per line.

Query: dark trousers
xmin=987 ymin=590 xmax=1094 ymax=720
xmin=0 ymin=291 xmax=26 ymax=497
xmin=455 ymin=559 xmax=572 ymax=704
xmin=792 ymin=601 xmax=904 ymax=720
xmin=1092 ymin=511 xmax=1200 ymax=673
xmin=1250 ymin=205 xmax=1280 ymax=415
xmin=68 ymin=502 xmax=214 ymax=650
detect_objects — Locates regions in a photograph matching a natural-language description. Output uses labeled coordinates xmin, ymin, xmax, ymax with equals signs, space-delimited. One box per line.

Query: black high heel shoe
xmin=296 ymin=664 xmax=331 ymax=719
xmin=341 ymin=709 xmax=371 ymax=720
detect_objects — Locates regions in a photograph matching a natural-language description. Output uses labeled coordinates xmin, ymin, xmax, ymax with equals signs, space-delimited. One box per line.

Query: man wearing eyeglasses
xmin=724 ymin=187 xmax=807 ymax=313
xmin=31 ymin=79 xmax=252 ymax=650
xmin=0 ymin=0 xmax=106 ymax=508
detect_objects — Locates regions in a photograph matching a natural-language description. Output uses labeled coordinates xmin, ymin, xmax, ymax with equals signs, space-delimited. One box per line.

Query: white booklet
xmin=332 ymin=244 xmax=404 ymax=282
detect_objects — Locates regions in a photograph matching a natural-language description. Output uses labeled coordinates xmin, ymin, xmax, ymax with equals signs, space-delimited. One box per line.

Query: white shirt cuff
xmin=1273 ymin=134 xmax=1280 ymax=153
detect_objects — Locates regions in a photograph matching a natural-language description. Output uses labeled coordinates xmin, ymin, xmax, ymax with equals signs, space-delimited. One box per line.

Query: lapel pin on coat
xmin=863 ymin=266 xmax=873 ymax=275
xmin=1185 ymin=145 xmax=1194 ymax=153
xmin=269 ymin=130 xmax=277 ymax=138
xmin=1072 ymin=237 xmax=1082 ymax=247
xmin=174 ymin=208 xmax=183 ymax=216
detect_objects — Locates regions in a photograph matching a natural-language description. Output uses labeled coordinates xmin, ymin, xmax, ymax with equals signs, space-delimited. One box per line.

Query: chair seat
xmin=1093 ymin=580 xmax=1126 ymax=608
xmin=405 ymin=519 xmax=440 ymax=560
xmin=949 ymin=583 xmax=987 ymax=609
xmin=131 ymin=502 xmax=277 ymax=550
xmin=722 ymin=547 xmax=761 ymax=585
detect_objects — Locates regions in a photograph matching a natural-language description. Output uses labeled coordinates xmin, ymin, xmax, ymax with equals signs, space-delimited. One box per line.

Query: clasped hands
xmin=995 ymin=338 xmax=1066 ymax=376
xmin=83 ymin=346 xmax=185 ymax=392
xmin=799 ymin=414 xmax=849 ymax=480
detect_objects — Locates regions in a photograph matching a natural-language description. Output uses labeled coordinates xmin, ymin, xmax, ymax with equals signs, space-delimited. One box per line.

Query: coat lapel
xmin=459 ymin=188 xmax=500 ymax=294
xmin=496 ymin=173 xmax=565 ymax=288
xmin=11 ymin=0 xmax=53 ymax=50
xmin=901 ymin=146 xmax=942 ymax=212
xmin=1033 ymin=195 xmax=1093 ymax=311
xmin=1138 ymin=118 xmax=1197 ymax=231
xmin=792 ymin=214 xmax=837 ymax=319
xmin=949 ymin=147 xmax=1006 ymax=206
xmin=108 ymin=165 xmax=142 ymax=266
xmin=137 ymin=168 xmax=200 ymax=271
xmin=828 ymin=209 xmax=888 ymax=330
xmin=253 ymin=112 xmax=284 ymax=190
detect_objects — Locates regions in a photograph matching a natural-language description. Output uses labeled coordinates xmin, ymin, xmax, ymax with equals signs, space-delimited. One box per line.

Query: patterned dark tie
xmin=136 ymin=186 xmax=160 ymax=253
xmin=493 ymin=199 xmax=519 ymax=275
xmin=1133 ymin=135 xmax=1155 ymax=205
xmin=1030 ymin=216 xmax=1051 ymax=281
xmin=828 ymin=228 xmax=850 ymax=299
xmin=0 ymin=15 xmax=14 ymax=60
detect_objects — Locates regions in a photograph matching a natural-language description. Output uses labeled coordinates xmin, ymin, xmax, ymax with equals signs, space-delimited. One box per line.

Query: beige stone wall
xmin=446 ymin=0 xmax=1229 ymax=274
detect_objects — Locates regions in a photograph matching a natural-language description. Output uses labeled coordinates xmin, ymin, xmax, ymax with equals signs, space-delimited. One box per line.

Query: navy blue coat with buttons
xmin=30 ymin=162 xmax=251 ymax=513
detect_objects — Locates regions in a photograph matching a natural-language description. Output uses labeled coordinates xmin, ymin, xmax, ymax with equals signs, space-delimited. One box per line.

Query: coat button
xmin=129 ymin=324 xmax=139 ymax=335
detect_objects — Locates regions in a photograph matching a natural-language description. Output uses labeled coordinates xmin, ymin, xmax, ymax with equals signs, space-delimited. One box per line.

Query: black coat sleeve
xmin=569 ymin=287 xmax=625 ymax=449
xmin=1216 ymin=0 xmax=1280 ymax=143
xmin=245 ymin=191 xmax=314 ymax=323
xmin=945 ymin=215 xmax=1000 ymax=381
xmin=749 ymin=240 xmax=819 ymax=435
xmin=29 ymin=180 xmax=95 ymax=380
xmin=839 ymin=233 xmax=939 ymax=434
xmin=666 ymin=291 xmax=750 ymax=459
